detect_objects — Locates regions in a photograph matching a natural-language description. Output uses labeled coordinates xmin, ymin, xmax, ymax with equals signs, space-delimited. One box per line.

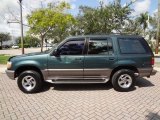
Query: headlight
xmin=7 ymin=61 xmax=12 ymax=69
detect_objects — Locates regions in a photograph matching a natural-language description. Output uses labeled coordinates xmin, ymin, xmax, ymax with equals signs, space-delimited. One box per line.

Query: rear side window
xmin=88 ymin=38 xmax=113 ymax=55
xmin=118 ymin=38 xmax=146 ymax=54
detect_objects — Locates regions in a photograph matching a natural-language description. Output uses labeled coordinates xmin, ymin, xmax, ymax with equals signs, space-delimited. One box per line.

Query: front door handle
xmin=109 ymin=57 xmax=115 ymax=61
xmin=75 ymin=58 xmax=82 ymax=61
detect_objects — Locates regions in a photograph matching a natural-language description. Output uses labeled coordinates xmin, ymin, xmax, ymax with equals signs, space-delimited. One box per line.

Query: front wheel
xmin=112 ymin=69 xmax=135 ymax=92
xmin=17 ymin=70 xmax=43 ymax=93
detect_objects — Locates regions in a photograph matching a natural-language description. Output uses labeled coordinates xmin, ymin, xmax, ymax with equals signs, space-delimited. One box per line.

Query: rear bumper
xmin=5 ymin=70 xmax=15 ymax=80
xmin=150 ymin=69 xmax=157 ymax=76
xmin=138 ymin=68 xmax=157 ymax=77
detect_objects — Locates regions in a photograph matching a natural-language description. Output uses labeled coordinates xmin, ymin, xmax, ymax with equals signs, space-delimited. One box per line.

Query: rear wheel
xmin=112 ymin=69 xmax=135 ymax=92
xmin=17 ymin=70 xmax=43 ymax=93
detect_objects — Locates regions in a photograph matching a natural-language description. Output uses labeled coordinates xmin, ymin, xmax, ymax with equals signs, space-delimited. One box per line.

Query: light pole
xmin=155 ymin=0 xmax=160 ymax=54
xmin=19 ymin=0 xmax=24 ymax=54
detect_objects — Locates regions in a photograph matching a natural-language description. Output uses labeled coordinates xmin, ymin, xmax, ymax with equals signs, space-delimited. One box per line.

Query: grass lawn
xmin=0 ymin=55 xmax=10 ymax=64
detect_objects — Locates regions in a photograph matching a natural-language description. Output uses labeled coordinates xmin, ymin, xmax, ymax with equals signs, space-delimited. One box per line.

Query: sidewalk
xmin=154 ymin=67 xmax=160 ymax=72
xmin=154 ymin=53 xmax=160 ymax=57
xmin=0 ymin=65 xmax=6 ymax=74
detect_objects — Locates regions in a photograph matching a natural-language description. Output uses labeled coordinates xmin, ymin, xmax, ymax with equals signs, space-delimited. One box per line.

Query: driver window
xmin=59 ymin=40 xmax=85 ymax=55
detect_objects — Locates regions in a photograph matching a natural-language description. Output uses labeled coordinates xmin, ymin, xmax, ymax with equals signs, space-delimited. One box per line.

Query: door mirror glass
xmin=53 ymin=49 xmax=60 ymax=57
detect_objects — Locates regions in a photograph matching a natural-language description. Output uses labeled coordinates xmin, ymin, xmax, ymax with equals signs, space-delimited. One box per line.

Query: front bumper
xmin=5 ymin=70 xmax=15 ymax=80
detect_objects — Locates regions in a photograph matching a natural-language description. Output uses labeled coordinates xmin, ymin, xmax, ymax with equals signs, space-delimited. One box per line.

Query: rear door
xmin=83 ymin=37 xmax=116 ymax=79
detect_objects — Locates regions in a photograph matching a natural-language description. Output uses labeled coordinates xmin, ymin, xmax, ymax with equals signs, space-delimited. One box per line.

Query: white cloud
xmin=71 ymin=4 xmax=76 ymax=10
xmin=153 ymin=9 xmax=158 ymax=14
xmin=97 ymin=0 xmax=114 ymax=5
xmin=132 ymin=0 xmax=151 ymax=16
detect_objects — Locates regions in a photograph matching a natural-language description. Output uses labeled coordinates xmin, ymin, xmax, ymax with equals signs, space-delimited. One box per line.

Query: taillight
xmin=151 ymin=57 xmax=154 ymax=65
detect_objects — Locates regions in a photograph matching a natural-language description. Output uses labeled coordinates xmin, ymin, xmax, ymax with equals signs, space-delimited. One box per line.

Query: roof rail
xmin=110 ymin=32 xmax=140 ymax=35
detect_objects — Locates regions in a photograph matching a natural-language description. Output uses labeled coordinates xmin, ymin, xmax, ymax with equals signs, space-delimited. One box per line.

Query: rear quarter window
xmin=118 ymin=38 xmax=147 ymax=54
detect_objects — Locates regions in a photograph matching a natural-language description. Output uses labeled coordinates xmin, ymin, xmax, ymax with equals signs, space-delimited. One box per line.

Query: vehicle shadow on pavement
xmin=40 ymin=77 xmax=154 ymax=92
xmin=136 ymin=77 xmax=155 ymax=88
xmin=146 ymin=112 xmax=160 ymax=120
xmin=42 ymin=82 xmax=113 ymax=92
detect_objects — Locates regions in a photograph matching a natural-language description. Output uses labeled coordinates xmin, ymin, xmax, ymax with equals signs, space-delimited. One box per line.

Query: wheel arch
xmin=15 ymin=65 xmax=44 ymax=80
xmin=110 ymin=65 xmax=138 ymax=80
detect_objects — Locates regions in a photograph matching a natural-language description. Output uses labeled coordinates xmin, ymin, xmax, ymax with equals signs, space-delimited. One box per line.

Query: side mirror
xmin=53 ymin=49 xmax=60 ymax=57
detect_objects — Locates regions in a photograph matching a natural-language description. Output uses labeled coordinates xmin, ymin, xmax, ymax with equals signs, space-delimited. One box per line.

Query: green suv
xmin=6 ymin=35 xmax=157 ymax=93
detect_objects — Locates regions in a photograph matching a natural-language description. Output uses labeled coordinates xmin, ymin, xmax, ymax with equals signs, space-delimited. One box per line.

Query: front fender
xmin=13 ymin=60 xmax=44 ymax=70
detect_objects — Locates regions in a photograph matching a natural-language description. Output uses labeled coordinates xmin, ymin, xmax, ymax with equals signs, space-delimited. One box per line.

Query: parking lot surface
xmin=0 ymin=73 xmax=160 ymax=120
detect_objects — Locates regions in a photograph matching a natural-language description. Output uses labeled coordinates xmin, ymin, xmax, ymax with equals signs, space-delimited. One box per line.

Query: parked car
xmin=6 ymin=35 xmax=157 ymax=93
xmin=2 ymin=45 xmax=11 ymax=49
xmin=12 ymin=45 xmax=19 ymax=49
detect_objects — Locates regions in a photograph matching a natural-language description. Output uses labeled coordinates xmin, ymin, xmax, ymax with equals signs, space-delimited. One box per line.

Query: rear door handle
xmin=75 ymin=58 xmax=82 ymax=61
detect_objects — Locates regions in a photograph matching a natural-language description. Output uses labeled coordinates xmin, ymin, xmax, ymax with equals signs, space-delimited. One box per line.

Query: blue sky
xmin=68 ymin=0 xmax=158 ymax=16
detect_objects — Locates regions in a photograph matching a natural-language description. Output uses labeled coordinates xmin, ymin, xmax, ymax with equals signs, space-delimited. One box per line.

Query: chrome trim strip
xmin=46 ymin=68 xmax=110 ymax=71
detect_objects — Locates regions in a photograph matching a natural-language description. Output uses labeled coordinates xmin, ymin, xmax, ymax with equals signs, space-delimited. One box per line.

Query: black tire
xmin=17 ymin=70 xmax=43 ymax=93
xmin=112 ymin=69 xmax=135 ymax=92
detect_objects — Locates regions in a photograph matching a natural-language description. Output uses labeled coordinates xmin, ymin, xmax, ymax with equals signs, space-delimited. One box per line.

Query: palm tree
xmin=115 ymin=0 xmax=121 ymax=5
xmin=136 ymin=12 xmax=148 ymax=36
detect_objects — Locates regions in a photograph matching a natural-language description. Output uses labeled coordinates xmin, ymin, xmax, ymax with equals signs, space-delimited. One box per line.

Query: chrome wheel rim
xmin=22 ymin=76 xmax=36 ymax=91
xmin=118 ymin=74 xmax=132 ymax=89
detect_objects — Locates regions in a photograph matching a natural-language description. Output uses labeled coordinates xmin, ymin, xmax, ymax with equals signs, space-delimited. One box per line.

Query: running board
xmin=46 ymin=78 xmax=109 ymax=84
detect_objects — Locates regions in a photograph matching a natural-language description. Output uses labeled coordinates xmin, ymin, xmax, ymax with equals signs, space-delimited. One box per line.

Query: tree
xmin=27 ymin=2 xmax=75 ymax=52
xmin=136 ymin=12 xmax=149 ymax=36
xmin=121 ymin=19 xmax=142 ymax=35
xmin=72 ymin=1 xmax=132 ymax=35
xmin=0 ymin=33 xmax=11 ymax=49
xmin=16 ymin=35 xmax=40 ymax=48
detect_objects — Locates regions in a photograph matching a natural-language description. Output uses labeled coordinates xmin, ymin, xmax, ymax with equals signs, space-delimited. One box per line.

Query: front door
xmin=84 ymin=37 xmax=116 ymax=79
xmin=48 ymin=38 xmax=85 ymax=80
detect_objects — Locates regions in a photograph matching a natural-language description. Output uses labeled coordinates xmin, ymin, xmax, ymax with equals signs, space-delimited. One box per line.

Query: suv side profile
xmin=6 ymin=35 xmax=157 ymax=93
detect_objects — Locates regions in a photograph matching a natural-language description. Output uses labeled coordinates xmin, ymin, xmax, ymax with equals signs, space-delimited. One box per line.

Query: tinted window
xmin=88 ymin=38 xmax=113 ymax=55
xmin=59 ymin=40 xmax=84 ymax=55
xmin=118 ymin=38 xmax=146 ymax=54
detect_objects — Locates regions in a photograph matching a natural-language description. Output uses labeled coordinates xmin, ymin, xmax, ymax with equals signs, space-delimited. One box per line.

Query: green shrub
xmin=18 ymin=44 xmax=31 ymax=48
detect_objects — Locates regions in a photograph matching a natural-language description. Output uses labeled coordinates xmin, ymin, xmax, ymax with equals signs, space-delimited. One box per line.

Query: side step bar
xmin=46 ymin=78 xmax=109 ymax=84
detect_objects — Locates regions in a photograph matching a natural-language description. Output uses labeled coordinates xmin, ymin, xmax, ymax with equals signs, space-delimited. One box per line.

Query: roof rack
xmin=86 ymin=32 xmax=140 ymax=36
xmin=110 ymin=32 xmax=140 ymax=35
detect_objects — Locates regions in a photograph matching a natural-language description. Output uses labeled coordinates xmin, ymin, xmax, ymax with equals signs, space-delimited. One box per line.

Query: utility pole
xmin=19 ymin=0 xmax=24 ymax=54
xmin=155 ymin=0 xmax=160 ymax=54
